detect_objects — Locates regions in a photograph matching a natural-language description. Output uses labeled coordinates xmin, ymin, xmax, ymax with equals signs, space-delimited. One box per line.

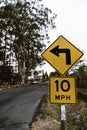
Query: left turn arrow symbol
xmin=50 ymin=45 xmax=71 ymax=65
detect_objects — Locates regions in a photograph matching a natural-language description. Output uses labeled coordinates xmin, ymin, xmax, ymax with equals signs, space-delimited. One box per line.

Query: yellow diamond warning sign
xmin=50 ymin=77 xmax=76 ymax=104
xmin=41 ymin=35 xmax=83 ymax=75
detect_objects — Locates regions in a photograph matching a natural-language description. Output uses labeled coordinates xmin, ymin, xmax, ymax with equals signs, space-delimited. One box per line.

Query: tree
xmin=0 ymin=46 xmax=5 ymax=63
xmin=50 ymin=71 xmax=60 ymax=77
xmin=0 ymin=0 xmax=57 ymax=84
xmin=42 ymin=71 xmax=49 ymax=81
xmin=0 ymin=65 xmax=13 ymax=84
xmin=76 ymin=64 xmax=87 ymax=77
xmin=70 ymin=62 xmax=87 ymax=88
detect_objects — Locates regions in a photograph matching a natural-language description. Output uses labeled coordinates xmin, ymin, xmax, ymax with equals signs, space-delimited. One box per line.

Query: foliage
xmin=0 ymin=0 xmax=57 ymax=84
xmin=0 ymin=65 xmax=13 ymax=84
xmin=50 ymin=71 xmax=60 ymax=77
xmin=76 ymin=63 xmax=87 ymax=77
xmin=70 ymin=63 xmax=87 ymax=88
xmin=42 ymin=71 xmax=49 ymax=81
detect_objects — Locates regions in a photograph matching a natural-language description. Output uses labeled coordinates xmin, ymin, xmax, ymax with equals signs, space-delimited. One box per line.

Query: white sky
xmin=40 ymin=0 xmax=87 ymax=74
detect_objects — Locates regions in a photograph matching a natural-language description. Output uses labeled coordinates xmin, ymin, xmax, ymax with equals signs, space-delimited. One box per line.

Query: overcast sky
xmin=40 ymin=0 xmax=87 ymax=74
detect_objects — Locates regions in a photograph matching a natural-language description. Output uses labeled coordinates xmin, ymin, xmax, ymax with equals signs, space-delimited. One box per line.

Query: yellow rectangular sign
xmin=50 ymin=77 xmax=76 ymax=104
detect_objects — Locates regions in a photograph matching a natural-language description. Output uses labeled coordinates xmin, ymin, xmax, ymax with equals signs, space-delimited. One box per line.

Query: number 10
xmin=55 ymin=80 xmax=70 ymax=92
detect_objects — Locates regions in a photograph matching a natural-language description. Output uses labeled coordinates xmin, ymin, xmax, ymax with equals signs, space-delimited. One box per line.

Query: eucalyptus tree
xmin=0 ymin=0 xmax=57 ymax=84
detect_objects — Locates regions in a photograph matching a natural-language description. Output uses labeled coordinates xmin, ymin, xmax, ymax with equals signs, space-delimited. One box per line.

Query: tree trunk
xmin=21 ymin=61 xmax=26 ymax=85
xmin=18 ymin=45 xmax=26 ymax=85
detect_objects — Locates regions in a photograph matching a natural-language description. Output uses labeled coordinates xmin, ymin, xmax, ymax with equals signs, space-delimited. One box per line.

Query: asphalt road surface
xmin=0 ymin=82 xmax=48 ymax=129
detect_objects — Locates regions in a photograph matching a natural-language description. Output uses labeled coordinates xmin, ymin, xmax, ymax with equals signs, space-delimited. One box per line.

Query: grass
xmin=31 ymin=91 xmax=87 ymax=130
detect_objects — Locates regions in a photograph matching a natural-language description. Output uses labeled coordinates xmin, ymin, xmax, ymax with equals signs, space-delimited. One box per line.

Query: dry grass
xmin=31 ymin=92 xmax=87 ymax=130
xmin=31 ymin=93 xmax=61 ymax=130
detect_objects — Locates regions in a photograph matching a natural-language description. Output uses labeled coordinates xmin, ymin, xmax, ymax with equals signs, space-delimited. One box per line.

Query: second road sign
xmin=50 ymin=77 xmax=76 ymax=104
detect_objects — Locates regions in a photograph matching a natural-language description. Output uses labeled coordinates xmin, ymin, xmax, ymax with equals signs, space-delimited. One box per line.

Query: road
xmin=0 ymin=82 xmax=48 ymax=129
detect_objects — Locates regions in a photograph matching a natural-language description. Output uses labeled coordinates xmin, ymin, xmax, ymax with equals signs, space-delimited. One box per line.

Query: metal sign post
xmin=61 ymin=105 xmax=66 ymax=130
xmin=41 ymin=35 xmax=83 ymax=130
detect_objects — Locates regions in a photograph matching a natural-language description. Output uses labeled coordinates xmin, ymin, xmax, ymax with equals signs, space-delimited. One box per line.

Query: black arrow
xmin=50 ymin=45 xmax=71 ymax=65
